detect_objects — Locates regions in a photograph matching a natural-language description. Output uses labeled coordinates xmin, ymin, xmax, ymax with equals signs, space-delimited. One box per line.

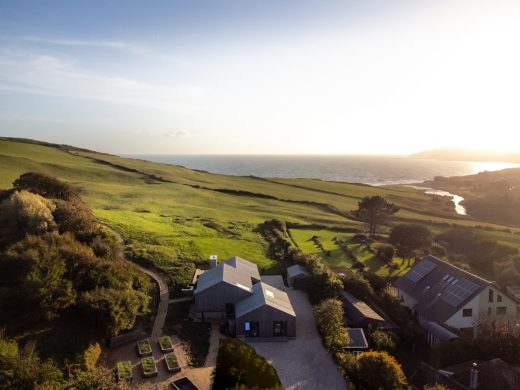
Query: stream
xmin=408 ymin=186 xmax=467 ymax=215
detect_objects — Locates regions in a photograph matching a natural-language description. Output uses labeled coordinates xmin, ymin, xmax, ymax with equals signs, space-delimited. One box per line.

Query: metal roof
xmin=344 ymin=328 xmax=369 ymax=349
xmin=235 ymin=282 xmax=296 ymax=318
xmin=342 ymin=291 xmax=384 ymax=322
xmin=194 ymin=256 xmax=260 ymax=295
xmin=395 ymin=255 xmax=490 ymax=324
xmin=422 ymin=321 xmax=459 ymax=342
xmin=287 ymin=264 xmax=310 ymax=279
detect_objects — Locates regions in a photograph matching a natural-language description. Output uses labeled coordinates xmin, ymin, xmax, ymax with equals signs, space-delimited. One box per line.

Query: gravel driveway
xmin=245 ymin=275 xmax=346 ymax=390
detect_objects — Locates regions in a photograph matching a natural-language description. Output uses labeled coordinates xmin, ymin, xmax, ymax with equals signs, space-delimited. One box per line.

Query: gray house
xmin=235 ymin=282 xmax=296 ymax=338
xmin=194 ymin=256 xmax=296 ymax=338
xmin=194 ymin=256 xmax=260 ymax=317
xmin=287 ymin=264 xmax=310 ymax=288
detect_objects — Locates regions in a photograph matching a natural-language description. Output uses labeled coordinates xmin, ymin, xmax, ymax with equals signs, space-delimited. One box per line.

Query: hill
xmin=1 ymin=137 xmax=520 ymax=286
xmin=411 ymin=148 xmax=520 ymax=163
xmin=425 ymin=167 xmax=520 ymax=227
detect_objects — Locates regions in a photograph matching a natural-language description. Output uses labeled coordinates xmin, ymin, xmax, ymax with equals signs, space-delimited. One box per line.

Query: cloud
xmin=164 ymin=129 xmax=190 ymax=138
xmin=21 ymin=36 xmax=145 ymax=54
xmin=0 ymin=49 xmax=207 ymax=114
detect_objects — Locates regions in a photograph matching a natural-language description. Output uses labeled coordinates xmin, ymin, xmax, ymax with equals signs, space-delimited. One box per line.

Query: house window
xmin=273 ymin=321 xmax=287 ymax=337
xmin=462 ymin=308 xmax=473 ymax=317
xmin=245 ymin=321 xmax=259 ymax=337
xmin=489 ymin=289 xmax=494 ymax=302
xmin=497 ymin=306 xmax=507 ymax=315
xmin=498 ymin=295 xmax=502 ymax=302
xmin=225 ymin=303 xmax=235 ymax=318
xmin=488 ymin=307 xmax=492 ymax=315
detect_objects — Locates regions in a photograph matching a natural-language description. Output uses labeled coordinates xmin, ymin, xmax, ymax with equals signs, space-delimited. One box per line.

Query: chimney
xmin=209 ymin=255 xmax=218 ymax=269
xmin=469 ymin=362 xmax=479 ymax=390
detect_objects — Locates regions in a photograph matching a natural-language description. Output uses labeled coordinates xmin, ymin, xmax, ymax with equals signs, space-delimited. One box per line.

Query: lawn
xmin=289 ymin=228 xmax=413 ymax=277
xmin=2 ymin=138 xmax=520 ymax=288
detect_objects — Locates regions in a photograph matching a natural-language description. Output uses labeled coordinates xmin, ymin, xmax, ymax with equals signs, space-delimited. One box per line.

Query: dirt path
xmin=105 ymin=226 xmax=218 ymax=389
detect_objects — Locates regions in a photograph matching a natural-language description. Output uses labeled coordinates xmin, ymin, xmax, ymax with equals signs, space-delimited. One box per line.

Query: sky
xmin=0 ymin=0 xmax=519 ymax=155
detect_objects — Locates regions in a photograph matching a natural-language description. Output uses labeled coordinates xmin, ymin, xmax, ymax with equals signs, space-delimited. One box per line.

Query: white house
xmin=395 ymin=255 xmax=517 ymax=344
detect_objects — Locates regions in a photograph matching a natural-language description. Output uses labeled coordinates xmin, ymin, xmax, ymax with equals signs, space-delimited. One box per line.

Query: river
xmin=408 ymin=186 xmax=466 ymax=215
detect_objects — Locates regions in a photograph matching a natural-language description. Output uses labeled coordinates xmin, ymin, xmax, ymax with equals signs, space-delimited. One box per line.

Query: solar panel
xmin=404 ymin=259 xmax=438 ymax=283
xmin=441 ymin=278 xmax=480 ymax=307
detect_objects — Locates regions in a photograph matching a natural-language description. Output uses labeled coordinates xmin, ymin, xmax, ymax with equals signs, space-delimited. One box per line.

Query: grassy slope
xmin=1 ymin=138 xmax=519 ymax=281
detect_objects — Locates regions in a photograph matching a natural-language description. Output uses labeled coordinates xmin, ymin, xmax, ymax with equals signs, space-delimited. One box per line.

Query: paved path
xmin=245 ymin=275 xmax=347 ymax=390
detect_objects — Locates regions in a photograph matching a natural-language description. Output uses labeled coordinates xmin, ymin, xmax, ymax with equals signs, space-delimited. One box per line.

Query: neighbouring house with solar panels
xmin=395 ymin=255 xmax=517 ymax=344
xmin=194 ymin=256 xmax=296 ymax=338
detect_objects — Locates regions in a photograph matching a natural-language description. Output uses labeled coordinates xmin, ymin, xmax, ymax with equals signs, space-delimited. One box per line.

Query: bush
xmin=213 ymin=339 xmax=281 ymax=390
xmin=314 ymin=299 xmax=350 ymax=352
xmin=82 ymin=343 xmax=101 ymax=370
xmin=343 ymin=351 xmax=408 ymax=390
xmin=13 ymin=172 xmax=77 ymax=200
xmin=370 ymin=330 xmax=396 ymax=352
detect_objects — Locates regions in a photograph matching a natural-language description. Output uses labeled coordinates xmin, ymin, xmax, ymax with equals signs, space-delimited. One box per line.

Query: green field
xmin=289 ymin=228 xmax=412 ymax=277
xmin=1 ymin=138 xmax=519 ymax=285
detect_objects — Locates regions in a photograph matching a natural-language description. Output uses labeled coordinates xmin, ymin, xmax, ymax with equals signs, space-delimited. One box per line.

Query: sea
xmin=123 ymin=155 xmax=520 ymax=186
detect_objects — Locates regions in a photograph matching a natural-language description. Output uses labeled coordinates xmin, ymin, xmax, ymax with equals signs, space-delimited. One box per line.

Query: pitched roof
xmin=287 ymin=264 xmax=310 ymax=279
xmin=235 ymin=282 xmax=296 ymax=318
xmin=194 ymin=256 xmax=260 ymax=294
xmin=395 ymin=255 xmax=490 ymax=324
xmin=341 ymin=291 xmax=384 ymax=322
xmin=226 ymin=256 xmax=260 ymax=281
xmin=422 ymin=321 xmax=459 ymax=342
xmin=345 ymin=328 xmax=369 ymax=349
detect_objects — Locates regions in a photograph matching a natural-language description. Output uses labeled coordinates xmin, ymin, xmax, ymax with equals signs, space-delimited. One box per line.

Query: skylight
xmin=265 ymin=289 xmax=274 ymax=298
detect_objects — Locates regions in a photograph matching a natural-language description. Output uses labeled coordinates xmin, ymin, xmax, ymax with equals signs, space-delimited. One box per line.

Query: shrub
xmin=13 ymin=172 xmax=76 ymax=200
xmin=82 ymin=343 xmax=101 ymax=371
xmin=314 ymin=299 xmax=350 ymax=352
xmin=370 ymin=330 xmax=396 ymax=352
xmin=213 ymin=339 xmax=281 ymax=390
xmin=344 ymin=351 xmax=407 ymax=390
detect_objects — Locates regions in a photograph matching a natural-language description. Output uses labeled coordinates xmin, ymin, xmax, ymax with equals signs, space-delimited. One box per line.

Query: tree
xmin=0 ymin=190 xmax=56 ymax=248
xmin=2 ymin=233 xmax=77 ymax=321
xmin=13 ymin=172 xmax=76 ymax=201
xmin=348 ymin=351 xmax=408 ymax=390
xmin=66 ymin=365 xmax=124 ymax=390
xmin=390 ymin=223 xmax=431 ymax=261
xmin=354 ymin=196 xmax=399 ymax=238
xmin=314 ymin=298 xmax=350 ymax=351
xmin=370 ymin=330 xmax=396 ymax=352
xmin=0 ymin=340 xmax=64 ymax=390
xmin=424 ymin=384 xmax=449 ymax=390
xmin=82 ymin=343 xmax=101 ymax=371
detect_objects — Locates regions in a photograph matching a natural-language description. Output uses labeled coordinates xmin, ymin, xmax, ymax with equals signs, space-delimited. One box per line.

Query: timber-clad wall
xmin=195 ymin=281 xmax=252 ymax=312
xmin=236 ymin=306 xmax=296 ymax=338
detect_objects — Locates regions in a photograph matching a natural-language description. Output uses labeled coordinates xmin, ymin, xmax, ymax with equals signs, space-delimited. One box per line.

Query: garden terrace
xmin=140 ymin=356 xmax=158 ymax=377
xmin=159 ymin=335 xmax=174 ymax=352
xmin=137 ymin=339 xmax=152 ymax=356
xmin=171 ymin=377 xmax=199 ymax=390
xmin=164 ymin=352 xmax=181 ymax=373
xmin=116 ymin=361 xmax=133 ymax=382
